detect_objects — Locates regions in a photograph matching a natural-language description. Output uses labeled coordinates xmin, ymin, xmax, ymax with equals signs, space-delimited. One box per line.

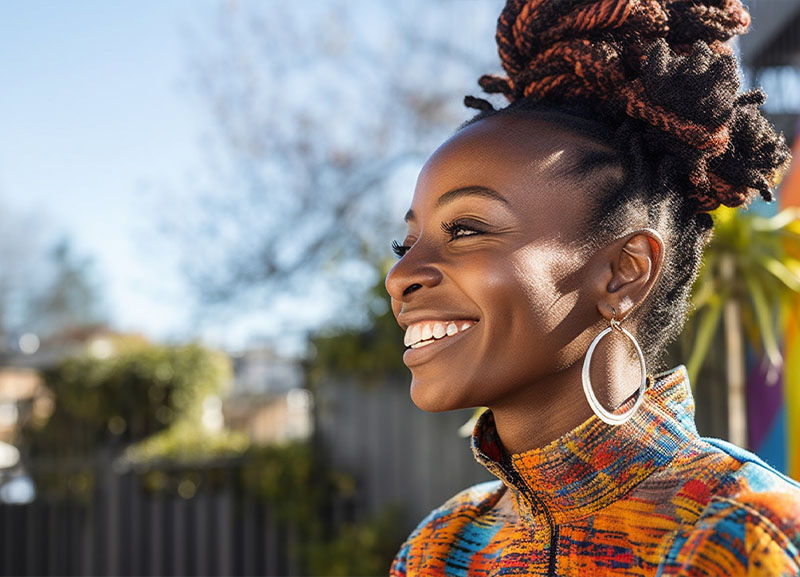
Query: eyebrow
xmin=404 ymin=185 xmax=508 ymax=222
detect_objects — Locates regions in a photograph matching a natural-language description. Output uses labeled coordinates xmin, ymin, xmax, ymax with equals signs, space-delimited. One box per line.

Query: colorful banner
xmin=779 ymin=125 xmax=800 ymax=480
xmin=747 ymin=121 xmax=800 ymax=479
xmin=747 ymin=350 xmax=786 ymax=470
xmin=787 ymin=312 xmax=800 ymax=480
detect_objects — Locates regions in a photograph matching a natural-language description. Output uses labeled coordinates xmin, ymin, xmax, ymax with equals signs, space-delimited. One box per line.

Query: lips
xmin=403 ymin=320 xmax=478 ymax=348
xmin=401 ymin=318 xmax=480 ymax=368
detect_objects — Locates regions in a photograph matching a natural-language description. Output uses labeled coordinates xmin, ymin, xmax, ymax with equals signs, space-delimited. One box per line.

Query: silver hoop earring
xmin=581 ymin=307 xmax=647 ymax=426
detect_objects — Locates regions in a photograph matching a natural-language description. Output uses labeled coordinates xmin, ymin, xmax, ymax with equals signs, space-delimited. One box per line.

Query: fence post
xmin=216 ymin=468 xmax=234 ymax=575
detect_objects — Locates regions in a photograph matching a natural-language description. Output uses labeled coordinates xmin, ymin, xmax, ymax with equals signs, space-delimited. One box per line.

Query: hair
xmin=462 ymin=0 xmax=792 ymax=369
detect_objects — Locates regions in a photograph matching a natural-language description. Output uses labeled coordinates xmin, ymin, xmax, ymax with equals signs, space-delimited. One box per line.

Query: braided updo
xmin=463 ymin=0 xmax=792 ymax=367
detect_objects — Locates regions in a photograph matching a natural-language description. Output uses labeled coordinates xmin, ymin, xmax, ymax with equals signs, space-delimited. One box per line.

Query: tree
xmin=19 ymin=339 xmax=235 ymax=501
xmin=161 ymin=0 xmax=504 ymax=334
xmin=24 ymin=237 xmax=106 ymax=338
xmin=0 ymin=199 xmax=104 ymax=344
xmin=306 ymin=260 xmax=406 ymax=387
xmin=0 ymin=198 xmax=49 ymax=338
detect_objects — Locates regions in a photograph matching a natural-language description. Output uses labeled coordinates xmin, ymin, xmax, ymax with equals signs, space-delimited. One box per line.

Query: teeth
xmin=403 ymin=320 xmax=477 ymax=347
xmin=406 ymin=324 xmax=421 ymax=346
xmin=421 ymin=324 xmax=433 ymax=341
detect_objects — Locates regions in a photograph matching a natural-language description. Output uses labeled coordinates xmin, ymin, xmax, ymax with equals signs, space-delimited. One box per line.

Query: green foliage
xmin=240 ymin=440 xmax=335 ymax=524
xmin=35 ymin=340 xmax=230 ymax=444
xmin=239 ymin=440 xmax=405 ymax=575
xmin=683 ymin=206 xmax=800 ymax=381
xmin=20 ymin=340 xmax=232 ymax=501
xmin=120 ymin=420 xmax=250 ymax=469
xmin=305 ymin=504 xmax=406 ymax=576
xmin=28 ymin=468 xmax=96 ymax=503
xmin=131 ymin=437 xmax=397 ymax=575
xmin=308 ymin=260 xmax=407 ymax=385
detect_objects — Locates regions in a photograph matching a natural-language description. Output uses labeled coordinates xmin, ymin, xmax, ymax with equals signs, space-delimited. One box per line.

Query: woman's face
xmin=385 ymin=112 xmax=611 ymax=413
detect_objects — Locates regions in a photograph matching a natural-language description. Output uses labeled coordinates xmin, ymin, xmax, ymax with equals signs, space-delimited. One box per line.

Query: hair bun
xmin=666 ymin=0 xmax=750 ymax=44
xmin=472 ymin=0 xmax=791 ymax=212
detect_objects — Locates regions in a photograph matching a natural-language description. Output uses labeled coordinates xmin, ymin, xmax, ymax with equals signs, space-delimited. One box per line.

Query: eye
xmin=441 ymin=219 xmax=485 ymax=239
xmin=391 ymin=240 xmax=410 ymax=258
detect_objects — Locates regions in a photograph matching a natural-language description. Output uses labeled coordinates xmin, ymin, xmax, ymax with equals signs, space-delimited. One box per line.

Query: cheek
xmin=508 ymin=244 xmax=579 ymax=333
xmin=443 ymin=245 xmax=576 ymax=404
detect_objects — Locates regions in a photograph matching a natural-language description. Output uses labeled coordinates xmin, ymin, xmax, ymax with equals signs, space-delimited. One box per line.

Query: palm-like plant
xmin=683 ymin=206 xmax=800 ymax=448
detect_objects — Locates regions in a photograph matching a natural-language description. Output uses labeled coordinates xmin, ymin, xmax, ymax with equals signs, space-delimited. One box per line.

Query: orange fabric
xmin=390 ymin=367 xmax=800 ymax=576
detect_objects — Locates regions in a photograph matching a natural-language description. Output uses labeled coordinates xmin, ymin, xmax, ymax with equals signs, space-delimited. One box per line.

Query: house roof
xmin=740 ymin=0 xmax=800 ymax=68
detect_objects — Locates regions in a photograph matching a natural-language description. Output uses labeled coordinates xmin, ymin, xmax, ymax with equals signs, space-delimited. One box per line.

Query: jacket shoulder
xmin=661 ymin=438 xmax=800 ymax=575
xmin=661 ymin=492 xmax=800 ymax=576
xmin=701 ymin=437 xmax=800 ymax=516
xmin=389 ymin=480 xmax=504 ymax=576
xmin=436 ymin=479 xmax=506 ymax=513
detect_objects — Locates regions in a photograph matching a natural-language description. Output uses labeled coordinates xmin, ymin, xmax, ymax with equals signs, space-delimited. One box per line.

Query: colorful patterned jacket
xmin=390 ymin=366 xmax=800 ymax=576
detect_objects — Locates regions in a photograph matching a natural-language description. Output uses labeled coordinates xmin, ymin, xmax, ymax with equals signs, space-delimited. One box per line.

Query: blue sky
xmin=0 ymin=1 xmax=499 ymax=355
xmin=5 ymin=1 xmax=791 ymax=356
xmin=0 ymin=2 xmax=223 ymax=346
xmin=0 ymin=1 xmax=430 ymax=356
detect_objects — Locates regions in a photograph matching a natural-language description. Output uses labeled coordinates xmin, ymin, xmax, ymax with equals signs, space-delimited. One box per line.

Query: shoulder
xmin=663 ymin=492 xmax=800 ymax=576
xmin=699 ymin=437 xmax=800 ymax=524
xmin=437 ymin=479 xmax=506 ymax=511
xmin=389 ymin=480 xmax=504 ymax=576
xmin=398 ymin=479 xmax=504 ymax=543
xmin=663 ymin=437 xmax=800 ymax=575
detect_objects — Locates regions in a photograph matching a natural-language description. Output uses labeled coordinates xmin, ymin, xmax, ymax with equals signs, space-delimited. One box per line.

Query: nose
xmin=385 ymin=242 xmax=443 ymax=301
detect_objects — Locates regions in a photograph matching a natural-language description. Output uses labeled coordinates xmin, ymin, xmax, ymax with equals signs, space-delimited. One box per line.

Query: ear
xmin=597 ymin=229 xmax=665 ymax=322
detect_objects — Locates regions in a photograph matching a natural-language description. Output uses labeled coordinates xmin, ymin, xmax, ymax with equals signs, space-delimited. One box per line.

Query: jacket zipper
xmin=502 ymin=460 xmax=559 ymax=576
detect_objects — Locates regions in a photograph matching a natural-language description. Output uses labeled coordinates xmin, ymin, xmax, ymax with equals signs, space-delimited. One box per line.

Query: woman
xmin=385 ymin=1 xmax=800 ymax=575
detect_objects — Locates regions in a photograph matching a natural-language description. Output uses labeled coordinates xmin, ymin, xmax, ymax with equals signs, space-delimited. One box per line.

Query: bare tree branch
xmin=162 ymin=0 xmax=504 ymax=328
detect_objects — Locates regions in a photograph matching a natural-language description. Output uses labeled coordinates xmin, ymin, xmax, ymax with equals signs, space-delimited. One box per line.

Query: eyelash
xmin=391 ymin=220 xmax=485 ymax=259
xmin=440 ymin=220 xmax=483 ymax=239
xmin=391 ymin=240 xmax=409 ymax=258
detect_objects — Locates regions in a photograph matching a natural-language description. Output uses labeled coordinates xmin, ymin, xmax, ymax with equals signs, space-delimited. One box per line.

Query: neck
xmin=489 ymin=340 xmax=643 ymax=455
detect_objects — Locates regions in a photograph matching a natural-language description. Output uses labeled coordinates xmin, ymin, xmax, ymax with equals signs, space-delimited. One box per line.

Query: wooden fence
xmin=313 ymin=375 xmax=495 ymax=534
xmin=0 ymin=448 xmax=302 ymax=576
xmin=0 ymin=374 xmax=497 ymax=575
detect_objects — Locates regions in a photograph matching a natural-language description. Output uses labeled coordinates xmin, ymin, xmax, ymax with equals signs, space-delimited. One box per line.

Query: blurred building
xmin=0 ymin=323 xmax=125 ymax=445
xmin=0 ymin=322 xmax=145 ymax=369
xmin=0 ymin=323 xmax=140 ymax=501
xmin=738 ymin=0 xmax=800 ymax=476
xmin=740 ymin=0 xmax=800 ymax=142
xmin=0 ymin=322 xmax=143 ymax=450
xmin=228 ymin=346 xmax=303 ymax=396
xmin=0 ymin=367 xmax=52 ymax=446
xmin=222 ymin=346 xmax=313 ymax=444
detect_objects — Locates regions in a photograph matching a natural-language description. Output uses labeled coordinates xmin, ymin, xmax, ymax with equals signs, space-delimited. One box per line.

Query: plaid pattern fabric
xmin=390 ymin=366 xmax=800 ymax=576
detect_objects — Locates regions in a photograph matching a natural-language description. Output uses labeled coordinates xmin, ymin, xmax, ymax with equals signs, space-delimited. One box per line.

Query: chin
xmin=409 ymin=374 xmax=472 ymax=413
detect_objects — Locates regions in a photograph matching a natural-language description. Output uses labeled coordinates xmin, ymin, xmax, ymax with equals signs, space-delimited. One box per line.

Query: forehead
xmin=411 ymin=113 xmax=593 ymax=221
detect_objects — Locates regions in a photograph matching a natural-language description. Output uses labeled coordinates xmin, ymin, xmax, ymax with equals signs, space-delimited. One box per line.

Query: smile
xmin=404 ymin=320 xmax=478 ymax=348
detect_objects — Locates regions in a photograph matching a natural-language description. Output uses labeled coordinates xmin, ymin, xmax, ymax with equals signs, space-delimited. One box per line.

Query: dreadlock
xmin=463 ymin=0 xmax=791 ymax=368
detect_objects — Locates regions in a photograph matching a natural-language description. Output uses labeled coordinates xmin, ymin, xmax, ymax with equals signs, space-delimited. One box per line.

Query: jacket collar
xmin=470 ymin=365 xmax=698 ymax=525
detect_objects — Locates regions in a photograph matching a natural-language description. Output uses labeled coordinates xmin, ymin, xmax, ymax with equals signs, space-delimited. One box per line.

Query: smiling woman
xmin=385 ymin=1 xmax=800 ymax=576
xmin=387 ymin=114 xmax=644 ymax=443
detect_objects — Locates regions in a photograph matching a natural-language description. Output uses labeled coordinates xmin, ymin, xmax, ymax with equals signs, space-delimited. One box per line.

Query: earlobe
xmin=598 ymin=228 xmax=664 ymax=321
